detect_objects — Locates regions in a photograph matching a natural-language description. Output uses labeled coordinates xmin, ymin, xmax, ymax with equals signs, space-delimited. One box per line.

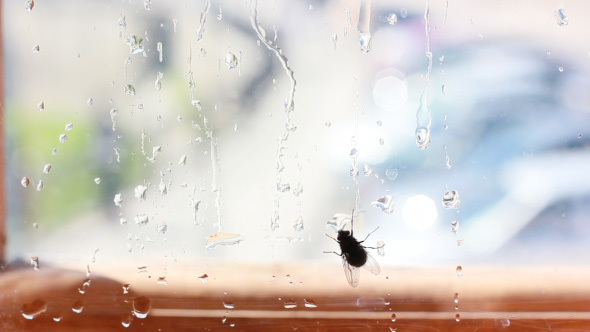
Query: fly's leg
xmin=323 ymin=251 xmax=342 ymax=256
xmin=350 ymin=209 xmax=355 ymax=237
xmin=359 ymin=226 xmax=380 ymax=243
xmin=325 ymin=234 xmax=338 ymax=243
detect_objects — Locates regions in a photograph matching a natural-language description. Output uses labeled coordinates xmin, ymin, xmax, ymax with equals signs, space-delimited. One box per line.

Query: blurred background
xmin=4 ymin=0 xmax=590 ymax=282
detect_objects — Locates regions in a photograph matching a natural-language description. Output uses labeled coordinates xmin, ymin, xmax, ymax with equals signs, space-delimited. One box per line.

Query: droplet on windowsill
xmin=71 ymin=300 xmax=84 ymax=314
xmin=21 ymin=299 xmax=46 ymax=319
xmin=133 ymin=296 xmax=151 ymax=319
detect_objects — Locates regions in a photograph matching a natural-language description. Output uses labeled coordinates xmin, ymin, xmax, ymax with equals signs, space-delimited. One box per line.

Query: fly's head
xmin=337 ymin=230 xmax=351 ymax=241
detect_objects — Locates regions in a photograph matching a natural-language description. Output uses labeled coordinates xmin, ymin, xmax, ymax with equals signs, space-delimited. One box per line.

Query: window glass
xmin=4 ymin=0 xmax=590 ymax=324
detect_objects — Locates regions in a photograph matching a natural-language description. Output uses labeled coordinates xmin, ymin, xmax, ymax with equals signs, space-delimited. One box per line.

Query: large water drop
xmin=205 ymin=233 xmax=244 ymax=249
xmin=126 ymin=35 xmax=144 ymax=54
xmin=225 ymin=52 xmax=238 ymax=69
xmin=21 ymin=299 xmax=46 ymax=319
xmin=371 ymin=195 xmax=394 ymax=214
xmin=133 ymin=296 xmax=151 ymax=319
xmin=71 ymin=300 xmax=84 ymax=313
xmin=134 ymin=185 xmax=147 ymax=201
xmin=442 ymin=190 xmax=460 ymax=209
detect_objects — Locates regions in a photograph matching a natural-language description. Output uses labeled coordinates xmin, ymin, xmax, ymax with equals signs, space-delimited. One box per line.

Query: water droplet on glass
xmin=133 ymin=296 xmax=151 ymax=319
xmin=30 ymin=256 xmax=40 ymax=271
xmin=110 ymin=108 xmax=118 ymax=131
xmin=223 ymin=302 xmax=235 ymax=309
xmin=501 ymin=318 xmax=511 ymax=327
xmin=400 ymin=8 xmax=408 ymax=18
xmin=158 ymin=181 xmax=167 ymax=195
xmin=21 ymin=177 xmax=30 ymax=188
xmin=25 ymin=0 xmax=34 ymax=11
xmin=134 ymin=185 xmax=147 ymax=201
xmin=555 ymin=8 xmax=568 ymax=26
xmin=221 ymin=316 xmax=227 ymax=324
xmin=121 ymin=313 xmax=133 ymax=327
xmin=21 ymin=299 xmax=46 ymax=319
xmin=363 ymin=163 xmax=373 ymax=176
xmin=125 ymin=84 xmax=136 ymax=97
xmin=143 ymin=0 xmax=151 ymax=10
xmin=456 ymin=266 xmax=462 ymax=277
xmin=359 ymin=32 xmax=373 ymax=53
xmin=442 ymin=190 xmax=460 ymax=209
xmin=59 ymin=134 xmax=68 ymax=143
xmin=453 ymin=293 xmax=459 ymax=304
xmin=371 ymin=195 xmax=394 ymax=214
xmin=134 ymin=213 xmax=149 ymax=226
xmin=206 ymin=233 xmax=244 ymax=249
xmin=126 ymin=35 xmax=144 ymax=54
xmin=122 ymin=284 xmax=131 ymax=294
xmin=292 ymin=182 xmax=303 ymax=197
xmin=94 ymin=177 xmax=101 ymax=185
xmin=37 ymin=101 xmax=44 ymax=111
xmin=391 ymin=313 xmax=397 ymax=322
xmin=385 ymin=168 xmax=398 ymax=180
xmin=64 ymin=123 xmax=74 ymax=131
xmin=558 ymin=66 xmax=564 ymax=72
xmin=277 ymin=183 xmax=290 ymax=192
xmin=178 ymin=155 xmax=187 ymax=166
xmin=293 ymin=217 xmax=304 ymax=232
xmin=415 ymin=126 xmax=431 ymax=149
xmin=36 ymin=180 xmax=44 ymax=191
xmin=157 ymin=276 xmax=167 ymax=285
xmin=71 ymin=300 xmax=84 ymax=313
xmin=155 ymin=71 xmax=163 ymax=91
xmin=225 ymin=52 xmax=238 ymax=69
xmin=455 ymin=313 xmax=461 ymax=322
xmin=42 ymin=164 xmax=52 ymax=174
xmin=86 ymin=98 xmax=93 ymax=107
xmin=156 ymin=221 xmax=167 ymax=234
xmin=191 ymin=99 xmax=202 ymax=110
xmin=450 ymin=220 xmax=460 ymax=234
xmin=198 ymin=274 xmax=209 ymax=284
xmin=377 ymin=240 xmax=385 ymax=256
xmin=284 ymin=300 xmax=297 ymax=309
xmin=32 ymin=45 xmax=40 ymax=53
xmin=385 ymin=13 xmax=398 ymax=25
xmin=114 ymin=193 xmax=123 ymax=208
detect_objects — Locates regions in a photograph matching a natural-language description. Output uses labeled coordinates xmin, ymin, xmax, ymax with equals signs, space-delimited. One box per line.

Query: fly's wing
xmin=362 ymin=251 xmax=381 ymax=275
xmin=342 ymin=256 xmax=360 ymax=287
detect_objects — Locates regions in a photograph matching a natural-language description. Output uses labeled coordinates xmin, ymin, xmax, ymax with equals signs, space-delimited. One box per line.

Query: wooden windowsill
xmin=1 ymin=263 xmax=589 ymax=331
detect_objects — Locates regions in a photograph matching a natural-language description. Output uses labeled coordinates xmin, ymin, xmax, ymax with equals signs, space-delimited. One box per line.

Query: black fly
xmin=324 ymin=210 xmax=382 ymax=287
